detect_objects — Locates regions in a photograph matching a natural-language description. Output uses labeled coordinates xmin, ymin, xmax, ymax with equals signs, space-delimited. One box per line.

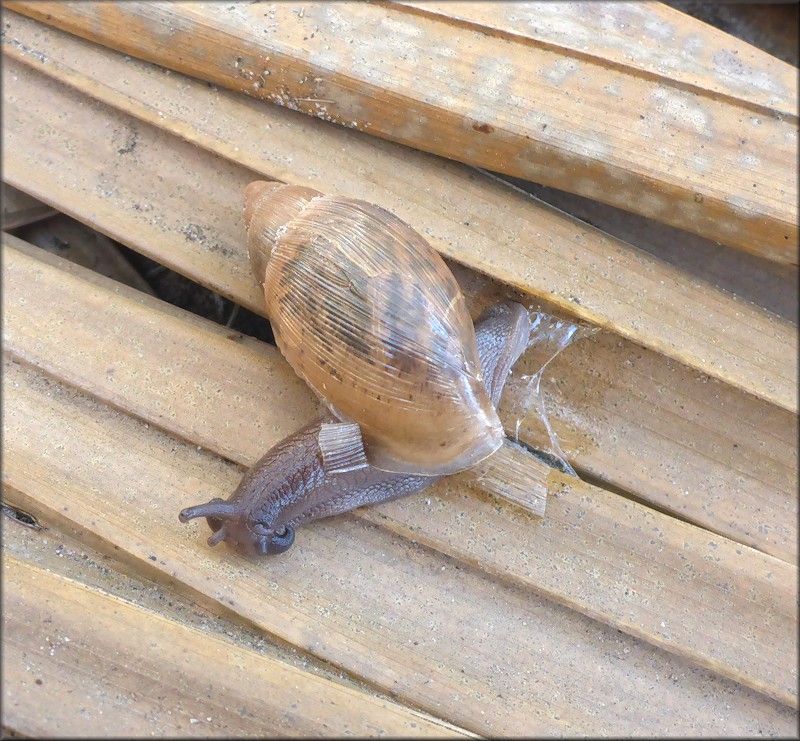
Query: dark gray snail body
xmin=179 ymin=301 xmax=531 ymax=556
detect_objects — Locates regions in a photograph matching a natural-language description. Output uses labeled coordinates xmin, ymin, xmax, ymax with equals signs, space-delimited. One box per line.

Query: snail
xmin=180 ymin=301 xmax=532 ymax=556
xmin=179 ymin=183 xmax=546 ymax=555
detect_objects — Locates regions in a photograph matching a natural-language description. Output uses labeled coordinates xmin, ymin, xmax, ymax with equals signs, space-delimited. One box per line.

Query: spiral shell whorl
xmin=244 ymin=182 xmax=322 ymax=287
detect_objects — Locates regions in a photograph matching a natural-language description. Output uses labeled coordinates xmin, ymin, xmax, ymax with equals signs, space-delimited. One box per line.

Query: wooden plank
xmin=2 ymin=491 xmax=415 ymax=722
xmin=6 ymin=1 xmax=797 ymax=264
xmin=2 ymin=20 xmax=796 ymax=416
xmin=665 ymin=2 xmax=799 ymax=68
xmin=1 ymin=555 xmax=470 ymax=738
xmin=4 ymin=238 xmax=797 ymax=706
xmin=450 ymin=264 xmax=798 ymax=566
xmin=395 ymin=1 xmax=797 ymax=115
xmin=2 ymin=32 xmax=796 ymax=562
xmin=3 ymin=359 xmax=796 ymax=735
xmin=520 ymin=182 xmax=798 ymax=324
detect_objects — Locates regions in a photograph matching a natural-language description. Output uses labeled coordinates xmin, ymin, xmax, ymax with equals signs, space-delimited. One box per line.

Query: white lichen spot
xmin=569 ymin=133 xmax=612 ymax=160
xmin=437 ymin=45 xmax=458 ymax=59
xmin=603 ymin=80 xmax=622 ymax=97
xmin=689 ymin=154 xmax=710 ymax=174
xmin=737 ymin=152 xmax=760 ymax=169
xmin=522 ymin=109 xmax=557 ymax=132
xmin=643 ymin=17 xmax=675 ymax=42
xmin=650 ymin=86 xmax=712 ymax=135
xmin=541 ymin=57 xmax=580 ymax=86
xmin=711 ymin=50 xmax=786 ymax=98
xmin=470 ymin=56 xmax=516 ymax=121
xmin=682 ymin=34 xmax=704 ymax=60
xmin=724 ymin=195 xmax=756 ymax=216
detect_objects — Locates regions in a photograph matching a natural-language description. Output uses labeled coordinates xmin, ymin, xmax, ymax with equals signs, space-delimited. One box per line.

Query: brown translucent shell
xmin=244 ymin=181 xmax=505 ymax=476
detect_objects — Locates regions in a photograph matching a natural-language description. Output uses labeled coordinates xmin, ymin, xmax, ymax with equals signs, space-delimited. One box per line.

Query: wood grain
xmin=2 ymin=27 xmax=796 ymax=563
xmin=4 ymin=237 xmax=797 ymax=706
xmin=2 ymin=16 xmax=796 ymax=416
xmin=3 ymin=357 xmax=796 ymax=734
xmin=2 ymin=554 xmax=469 ymax=738
xmin=516 ymin=181 xmax=798 ymax=324
xmin=6 ymin=0 xmax=797 ymax=264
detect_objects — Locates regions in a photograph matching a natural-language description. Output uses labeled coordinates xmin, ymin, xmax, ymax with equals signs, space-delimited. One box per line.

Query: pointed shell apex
xmin=243 ymin=180 xmax=284 ymax=228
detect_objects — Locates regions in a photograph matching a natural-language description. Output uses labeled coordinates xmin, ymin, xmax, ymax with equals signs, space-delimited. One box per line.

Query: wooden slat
xmin=396 ymin=1 xmax=797 ymax=115
xmin=1 ymin=554 xmax=468 ymax=738
xmin=4 ymin=238 xmax=797 ymax=707
xmin=519 ymin=183 xmax=798 ymax=324
xmin=2 ymin=17 xmax=796 ymax=416
xmin=1 ymin=26 xmax=795 ymax=563
xmin=451 ymin=264 xmax=798 ymax=566
xmin=6 ymin=1 xmax=797 ymax=264
xmin=3 ymin=358 xmax=796 ymax=735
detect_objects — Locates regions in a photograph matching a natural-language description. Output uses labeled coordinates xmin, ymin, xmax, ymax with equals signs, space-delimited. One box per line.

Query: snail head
xmin=178 ymin=498 xmax=295 ymax=556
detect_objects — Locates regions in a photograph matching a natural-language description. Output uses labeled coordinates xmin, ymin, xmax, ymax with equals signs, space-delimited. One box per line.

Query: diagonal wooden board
xmin=2 ymin=12 xmax=797 ymax=415
xmin=3 ymin=355 xmax=796 ymax=735
xmin=3 ymin=237 xmax=797 ymax=708
xmin=1 ymin=37 xmax=796 ymax=564
xmin=6 ymin=0 xmax=797 ymax=264
xmin=2 ymin=553 xmax=472 ymax=738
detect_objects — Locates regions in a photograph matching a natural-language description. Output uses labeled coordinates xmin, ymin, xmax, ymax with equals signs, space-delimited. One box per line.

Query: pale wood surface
xmin=517 ymin=181 xmax=798 ymax=324
xmin=2 ymin=4 xmax=798 ymax=737
xmin=2 ymin=553 xmax=467 ymax=738
xmin=6 ymin=0 xmax=797 ymax=264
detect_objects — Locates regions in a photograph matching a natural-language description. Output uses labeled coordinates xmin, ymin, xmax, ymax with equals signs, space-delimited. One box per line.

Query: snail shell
xmin=244 ymin=181 xmax=505 ymax=476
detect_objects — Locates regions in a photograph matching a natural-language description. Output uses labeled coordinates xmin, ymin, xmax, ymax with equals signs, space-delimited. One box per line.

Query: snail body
xmin=179 ymin=302 xmax=532 ymax=556
xmin=243 ymin=181 xmax=504 ymax=476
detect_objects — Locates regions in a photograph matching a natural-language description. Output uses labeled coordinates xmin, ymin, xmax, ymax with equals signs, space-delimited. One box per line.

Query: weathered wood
xmin=396 ymin=1 xmax=797 ymax=114
xmin=6 ymin=1 xmax=797 ymax=264
xmin=3 ymin=358 xmax=796 ymax=734
xmin=519 ymin=182 xmax=798 ymax=324
xmin=3 ymin=5 xmax=798 ymax=738
xmin=2 ymin=30 xmax=796 ymax=563
xmin=2 ymin=554 xmax=469 ymax=738
xmin=2 ymin=19 xmax=796 ymax=416
xmin=4 ymin=237 xmax=797 ymax=706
